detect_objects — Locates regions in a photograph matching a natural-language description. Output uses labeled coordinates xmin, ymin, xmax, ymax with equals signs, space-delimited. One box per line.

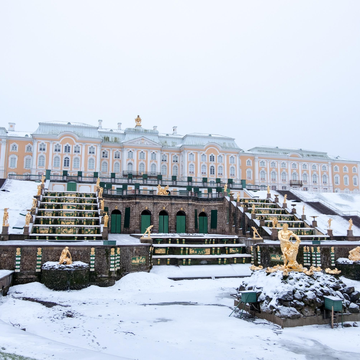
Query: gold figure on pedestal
xmin=271 ymin=217 xmax=278 ymax=229
xmin=25 ymin=212 xmax=32 ymax=226
xmin=236 ymin=192 xmax=240 ymax=203
xmin=3 ymin=208 xmax=9 ymax=227
xmin=99 ymin=187 xmax=103 ymax=198
xmin=41 ymin=175 xmax=45 ymax=185
xmin=100 ymin=199 xmax=105 ymax=211
xmin=32 ymin=198 xmax=37 ymax=209
xmin=348 ymin=219 xmax=353 ymax=231
xmin=135 ymin=115 xmax=142 ymax=127
xmin=141 ymin=225 xmax=153 ymax=240
xmin=325 ymin=268 xmax=341 ymax=275
xmin=283 ymin=194 xmax=287 ymax=204
xmin=157 ymin=185 xmax=169 ymax=196
xmin=349 ymin=246 xmax=360 ymax=261
xmin=251 ymin=204 xmax=256 ymax=214
xmin=251 ymin=227 xmax=263 ymax=240
xmin=37 ymin=185 xmax=42 ymax=196
xmin=224 ymin=184 xmax=227 ymax=193
xmin=104 ymin=212 xmax=109 ymax=227
xmin=250 ymin=265 xmax=263 ymax=271
xmin=95 ymin=177 xmax=100 ymax=191
xmin=302 ymin=205 xmax=305 ymax=215
xmin=59 ymin=247 xmax=72 ymax=265
xmin=267 ymin=185 xmax=270 ymax=195
xmin=328 ymin=218 xmax=332 ymax=229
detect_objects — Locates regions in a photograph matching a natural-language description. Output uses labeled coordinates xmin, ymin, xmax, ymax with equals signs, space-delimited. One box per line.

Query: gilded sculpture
xmin=135 ymin=115 xmax=142 ymax=127
xmin=236 ymin=192 xmax=240 ymax=203
xmin=302 ymin=205 xmax=305 ymax=215
xmin=348 ymin=218 xmax=353 ymax=231
xmin=41 ymin=175 xmax=45 ymax=184
xmin=25 ymin=212 xmax=32 ymax=226
xmin=100 ymin=199 xmax=104 ymax=211
xmin=32 ymin=198 xmax=37 ymax=209
xmin=59 ymin=247 xmax=72 ymax=265
xmin=99 ymin=187 xmax=103 ymax=198
xmin=37 ymin=185 xmax=42 ymax=196
xmin=157 ymin=184 xmax=169 ymax=196
xmin=349 ymin=246 xmax=360 ymax=262
xmin=267 ymin=185 xmax=270 ymax=194
xmin=3 ymin=208 xmax=9 ymax=227
xmin=283 ymin=194 xmax=287 ymax=204
xmin=251 ymin=204 xmax=256 ymax=214
xmin=141 ymin=225 xmax=153 ymax=240
xmin=251 ymin=227 xmax=262 ymax=240
xmin=224 ymin=184 xmax=227 ymax=193
xmin=271 ymin=217 xmax=278 ymax=229
xmin=325 ymin=268 xmax=341 ymax=275
xmin=328 ymin=218 xmax=332 ymax=229
xmin=104 ymin=212 xmax=109 ymax=227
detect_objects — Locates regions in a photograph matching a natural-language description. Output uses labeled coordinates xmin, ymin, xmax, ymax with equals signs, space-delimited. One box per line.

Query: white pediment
xmin=123 ymin=137 xmax=160 ymax=147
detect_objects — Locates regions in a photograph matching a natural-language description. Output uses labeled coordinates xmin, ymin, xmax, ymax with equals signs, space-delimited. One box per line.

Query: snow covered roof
xmin=33 ymin=122 xmax=101 ymax=139
xmin=248 ymin=146 xmax=331 ymax=159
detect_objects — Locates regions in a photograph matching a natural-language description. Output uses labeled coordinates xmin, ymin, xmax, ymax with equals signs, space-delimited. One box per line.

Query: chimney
xmin=98 ymin=119 xmax=103 ymax=129
xmin=8 ymin=122 xmax=15 ymax=131
xmin=153 ymin=126 xmax=158 ymax=131
xmin=117 ymin=122 xmax=122 ymax=130
xmin=172 ymin=126 xmax=177 ymax=135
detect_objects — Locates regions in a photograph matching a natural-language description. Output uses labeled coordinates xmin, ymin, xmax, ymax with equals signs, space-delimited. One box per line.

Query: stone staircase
xmin=30 ymin=191 xmax=102 ymax=241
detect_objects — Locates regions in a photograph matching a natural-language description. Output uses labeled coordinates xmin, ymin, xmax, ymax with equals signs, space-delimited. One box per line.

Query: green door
xmin=67 ymin=182 xmax=76 ymax=191
xmin=199 ymin=213 xmax=208 ymax=234
xmin=176 ymin=215 xmax=186 ymax=233
xmin=111 ymin=213 xmax=121 ymax=233
xmin=159 ymin=215 xmax=169 ymax=233
xmin=141 ymin=215 xmax=151 ymax=234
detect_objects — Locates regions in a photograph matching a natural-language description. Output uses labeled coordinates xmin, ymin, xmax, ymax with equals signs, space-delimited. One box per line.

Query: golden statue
xmin=37 ymin=248 xmax=42 ymax=256
xmin=236 ymin=192 xmax=240 ymax=203
xmin=104 ymin=212 xmax=109 ymax=227
xmin=304 ymin=265 xmax=322 ymax=276
xmin=328 ymin=218 xmax=332 ymax=229
xmin=96 ymin=177 xmax=100 ymax=187
xmin=25 ymin=212 xmax=32 ymax=226
xmin=348 ymin=218 xmax=353 ymax=231
xmin=267 ymin=185 xmax=270 ymax=194
xmin=157 ymin=184 xmax=169 ymax=196
xmin=3 ymin=208 xmax=9 ymax=227
xmin=41 ymin=175 xmax=45 ymax=184
xmin=224 ymin=184 xmax=227 ymax=193
xmin=32 ymin=198 xmax=37 ymax=209
xmin=271 ymin=217 xmax=278 ymax=229
xmin=349 ymin=246 xmax=360 ymax=261
xmin=325 ymin=268 xmax=341 ymax=275
xmin=283 ymin=194 xmax=287 ymax=203
xmin=99 ymin=187 xmax=103 ymax=198
xmin=302 ymin=205 xmax=305 ymax=215
xmin=100 ymin=199 xmax=104 ymax=211
xmin=251 ymin=204 xmax=256 ymax=214
xmin=141 ymin=225 xmax=153 ymax=240
xmin=135 ymin=115 xmax=142 ymax=127
xmin=251 ymin=226 xmax=263 ymax=240
xmin=37 ymin=184 xmax=42 ymax=196
xmin=59 ymin=247 xmax=72 ymax=265
xmin=250 ymin=265 xmax=263 ymax=271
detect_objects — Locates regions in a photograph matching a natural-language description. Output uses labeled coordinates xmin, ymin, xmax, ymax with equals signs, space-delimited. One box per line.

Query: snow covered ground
xmin=0 ymin=272 xmax=359 ymax=360
xmin=0 ymin=180 xmax=38 ymax=234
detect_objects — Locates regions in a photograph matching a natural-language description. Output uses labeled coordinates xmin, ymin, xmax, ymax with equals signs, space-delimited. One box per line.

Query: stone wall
xmin=0 ymin=244 xmax=151 ymax=287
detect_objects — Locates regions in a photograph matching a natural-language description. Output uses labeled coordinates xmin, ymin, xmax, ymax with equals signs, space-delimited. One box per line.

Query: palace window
xmin=9 ymin=155 xmax=17 ymax=168
xmin=173 ymin=165 xmax=178 ymax=176
xmin=189 ymin=153 xmax=194 ymax=161
xmin=353 ymin=176 xmax=358 ymax=186
xmin=246 ymin=159 xmax=252 ymax=166
xmin=201 ymin=164 xmax=207 ymax=175
xmin=260 ymin=170 xmax=266 ymax=181
xmin=74 ymin=145 xmax=80 ymax=154
xmin=54 ymin=156 xmax=60 ymax=168
xmin=292 ymin=172 xmax=298 ymax=181
xmin=321 ymin=165 xmax=327 ymax=171
xmin=210 ymin=154 xmax=215 ymax=162
xmin=246 ymin=169 xmax=252 ymax=180
xmin=11 ymin=144 xmax=18 ymax=152
xmin=189 ymin=164 xmax=195 ymax=175
xmin=89 ymin=146 xmax=95 ymax=155
xmin=230 ymin=156 xmax=235 ymax=164
xmin=218 ymin=155 xmax=223 ymax=163
xmin=64 ymin=144 xmax=71 ymax=153
xmin=210 ymin=165 xmax=215 ymax=175
xmin=26 ymin=144 xmax=32 ymax=152
xmin=201 ymin=154 xmax=206 ymax=162
xmin=281 ymin=162 xmax=286 ymax=168
xmin=114 ymin=162 xmax=120 ymax=173
xmin=230 ymin=166 xmax=235 ymax=177
xmin=128 ymin=151 xmax=133 ymax=159
xmin=218 ymin=166 xmax=223 ymax=176
xmin=127 ymin=162 xmax=133 ymax=172
xmin=114 ymin=151 xmax=121 ymax=159
xmin=39 ymin=143 xmax=46 ymax=152
xmin=312 ymin=164 xmax=317 ymax=170
xmin=260 ymin=160 xmax=266 ymax=167
xmin=312 ymin=173 xmax=318 ymax=184
xmin=302 ymin=164 xmax=307 ymax=170
xmin=353 ymin=166 xmax=357 ymax=173
xmin=161 ymin=164 xmax=167 ymax=175
xmin=38 ymin=155 xmax=45 ymax=167
xmin=73 ymin=157 xmax=80 ymax=169
xmin=102 ymin=150 xmax=108 ymax=158
xmin=344 ymin=175 xmax=349 ymax=186
xmin=302 ymin=173 xmax=308 ymax=183
xmin=161 ymin=154 xmax=167 ymax=162
xmin=343 ymin=166 xmax=348 ymax=172
xmin=63 ymin=157 xmax=70 ymax=168
xmin=322 ymin=174 xmax=328 ymax=184
xmin=24 ymin=156 xmax=32 ymax=169
xmin=139 ymin=151 xmax=145 ymax=160
xmin=173 ymin=155 xmax=178 ymax=163
xmin=54 ymin=144 xmax=61 ymax=153
xmin=88 ymin=158 xmax=95 ymax=170
xmin=101 ymin=161 xmax=108 ymax=173
xmin=281 ymin=172 xmax=287 ymax=182
xmin=270 ymin=161 xmax=276 ymax=168
xmin=271 ymin=171 xmax=277 ymax=182
xmin=150 ymin=163 xmax=156 ymax=174
xmin=334 ymin=175 xmax=340 ymax=185
xmin=139 ymin=163 xmax=145 ymax=173
xmin=334 ymin=165 xmax=339 ymax=172
xmin=151 ymin=152 xmax=156 ymax=160
xmin=292 ymin=163 xmax=297 ymax=169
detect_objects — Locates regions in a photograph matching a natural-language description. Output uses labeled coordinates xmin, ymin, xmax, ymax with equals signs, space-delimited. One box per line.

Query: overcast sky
xmin=1 ymin=1 xmax=359 ymax=160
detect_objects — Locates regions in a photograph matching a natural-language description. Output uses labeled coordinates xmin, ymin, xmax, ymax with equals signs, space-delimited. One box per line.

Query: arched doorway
xmin=199 ymin=212 xmax=208 ymax=234
xmin=141 ymin=210 xmax=151 ymax=234
xmin=159 ymin=210 xmax=169 ymax=233
xmin=176 ymin=211 xmax=186 ymax=233
xmin=111 ymin=209 xmax=121 ymax=234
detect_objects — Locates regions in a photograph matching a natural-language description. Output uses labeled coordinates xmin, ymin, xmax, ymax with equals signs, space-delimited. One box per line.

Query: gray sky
xmin=1 ymin=1 xmax=359 ymax=160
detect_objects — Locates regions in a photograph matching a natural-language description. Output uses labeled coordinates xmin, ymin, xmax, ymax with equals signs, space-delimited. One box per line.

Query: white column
xmin=147 ymin=150 xmax=150 ymax=173
xmin=184 ymin=150 xmax=188 ymax=179
xmin=328 ymin=161 xmax=333 ymax=191
xmin=48 ymin=141 xmax=53 ymax=169
xmin=31 ymin=140 xmax=38 ymax=175
xmin=254 ymin=156 xmax=259 ymax=185
xmin=157 ymin=152 xmax=161 ymax=173
xmin=0 ymin=139 xmax=6 ymax=178
xmin=96 ymin=144 xmax=101 ymax=172
xmin=109 ymin=149 xmax=113 ymax=174
xmin=81 ymin=144 xmax=85 ymax=171
xmin=122 ymin=148 xmax=126 ymax=173
xmin=267 ymin=160 xmax=270 ymax=185
xmin=224 ymin=155 xmax=227 ymax=181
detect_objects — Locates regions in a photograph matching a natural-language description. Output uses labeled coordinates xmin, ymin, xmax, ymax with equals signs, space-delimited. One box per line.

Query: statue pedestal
xmin=267 ymin=193 xmax=271 ymax=199
xmin=102 ymin=227 xmax=108 ymax=240
xmin=301 ymin=215 xmax=306 ymax=221
xmin=312 ymin=221 xmax=318 ymax=228
xmin=347 ymin=230 xmax=355 ymax=240
xmin=23 ymin=226 xmax=29 ymax=236
xmin=327 ymin=229 xmax=333 ymax=238
xmin=140 ymin=236 xmax=153 ymax=244
xmin=1 ymin=225 xmax=9 ymax=240
xmin=251 ymin=213 xmax=256 ymax=220
xmin=260 ymin=218 xmax=265 ymax=227
xmin=291 ymin=208 xmax=296 ymax=214
xmin=282 ymin=203 xmax=287 ymax=209
xmin=271 ymin=228 xmax=279 ymax=240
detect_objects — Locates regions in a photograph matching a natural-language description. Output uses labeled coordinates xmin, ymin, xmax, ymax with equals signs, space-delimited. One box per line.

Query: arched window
xmin=173 ymin=165 xmax=178 ymax=176
xmin=218 ymin=166 xmax=223 ymax=176
xmin=230 ymin=156 xmax=235 ymax=164
xmin=24 ymin=156 xmax=32 ymax=169
xmin=114 ymin=151 xmax=120 ymax=159
xmin=102 ymin=150 xmax=108 ymax=158
xmin=281 ymin=162 xmax=286 ymax=168
xmin=334 ymin=165 xmax=339 ymax=172
xmin=322 ymin=174 xmax=328 ymax=184
xmin=173 ymin=155 xmax=178 ymax=163
xmin=9 ymin=155 xmax=17 ymax=168
xmin=209 ymin=154 xmax=215 ymax=162
xmin=74 ymin=145 xmax=80 ymax=154
xmin=38 ymin=155 xmax=45 ymax=167
xmin=292 ymin=172 xmax=298 ymax=181
xmin=89 ymin=146 xmax=95 ymax=155
xmin=39 ymin=143 xmax=46 ymax=152
xmin=271 ymin=171 xmax=277 ymax=182
xmin=162 ymin=154 xmax=167 ymax=162
xmin=101 ymin=161 xmax=108 ymax=173
xmin=88 ymin=158 xmax=95 ymax=170
xmin=292 ymin=163 xmax=297 ymax=169
xmin=139 ymin=151 xmax=145 ymax=160
xmin=246 ymin=159 xmax=252 ymax=166
xmin=321 ymin=165 xmax=327 ymax=171
xmin=201 ymin=154 xmax=206 ymax=162
xmin=312 ymin=164 xmax=317 ymax=170
xmin=128 ymin=151 xmax=133 ymax=159
xmin=218 ymin=155 xmax=223 ymax=163
xmin=210 ymin=165 xmax=215 ymax=175
xmin=260 ymin=160 xmax=265 ymax=167
xmin=189 ymin=153 xmax=195 ymax=161
xmin=127 ymin=162 xmax=133 ymax=172
xmin=352 ymin=166 xmax=357 ymax=173
xmin=343 ymin=166 xmax=348 ymax=172
xmin=151 ymin=163 xmax=156 ymax=174
xmin=334 ymin=175 xmax=340 ymax=185
xmin=26 ymin=144 xmax=32 ymax=152
xmin=201 ymin=164 xmax=207 ymax=175
xmin=64 ymin=144 xmax=71 ymax=153
xmin=114 ymin=162 xmax=120 ymax=173
xmin=11 ymin=144 xmax=18 ymax=152
xmin=353 ymin=176 xmax=358 ymax=186
xmin=161 ymin=164 xmax=167 ymax=175
xmin=189 ymin=164 xmax=195 ymax=174
xmin=312 ymin=173 xmax=318 ymax=184
xmin=54 ymin=144 xmax=61 ymax=152
xmin=230 ymin=166 xmax=235 ymax=177
xmin=151 ymin=152 xmax=156 ymax=160
xmin=302 ymin=164 xmax=307 ymax=170
xmin=139 ymin=163 xmax=145 ymax=173
xmin=281 ymin=172 xmax=287 ymax=182
xmin=302 ymin=173 xmax=308 ymax=183
xmin=73 ymin=157 xmax=80 ymax=169
xmin=260 ymin=170 xmax=266 ymax=181
xmin=53 ymin=156 xmax=60 ymax=168
xmin=270 ymin=161 xmax=276 ymax=168
xmin=344 ymin=175 xmax=349 ymax=186
xmin=63 ymin=157 xmax=70 ymax=168
xmin=246 ymin=169 xmax=252 ymax=180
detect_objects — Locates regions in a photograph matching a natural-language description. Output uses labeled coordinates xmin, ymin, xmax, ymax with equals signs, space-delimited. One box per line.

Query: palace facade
xmin=0 ymin=118 xmax=359 ymax=193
